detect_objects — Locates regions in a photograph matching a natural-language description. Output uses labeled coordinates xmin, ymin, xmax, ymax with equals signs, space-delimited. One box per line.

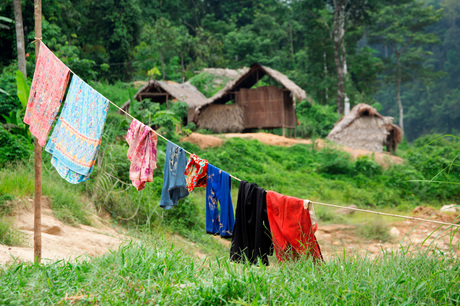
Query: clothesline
xmin=67 ymin=59 xmax=460 ymax=229
xmin=34 ymin=40 xmax=459 ymax=230
xmin=311 ymin=201 xmax=460 ymax=228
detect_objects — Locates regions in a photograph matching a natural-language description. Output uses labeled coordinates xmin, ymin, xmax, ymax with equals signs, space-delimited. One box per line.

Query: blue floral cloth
xmin=45 ymin=75 xmax=109 ymax=184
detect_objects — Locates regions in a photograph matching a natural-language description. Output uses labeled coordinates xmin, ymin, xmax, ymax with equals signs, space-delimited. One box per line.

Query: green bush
xmin=0 ymin=194 xmax=14 ymax=216
xmin=0 ymin=125 xmax=31 ymax=167
xmin=357 ymin=219 xmax=392 ymax=242
xmin=296 ymin=102 xmax=339 ymax=138
xmin=355 ymin=156 xmax=382 ymax=176
xmin=0 ymin=217 xmax=25 ymax=246
xmin=317 ymin=148 xmax=355 ymax=175
xmin=163 ymin=196 xmax=202 ymax=236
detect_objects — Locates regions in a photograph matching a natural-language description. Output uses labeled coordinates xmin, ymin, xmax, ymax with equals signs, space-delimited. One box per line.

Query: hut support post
xmin=34 ymin=0 xmax=42 ymax=264
xmin=166 ymin=94 xmax=169 ymax=109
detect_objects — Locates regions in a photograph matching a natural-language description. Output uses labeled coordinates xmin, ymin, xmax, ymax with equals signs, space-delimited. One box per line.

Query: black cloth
xmin=230 ymin=181 xmax=273 ymax=265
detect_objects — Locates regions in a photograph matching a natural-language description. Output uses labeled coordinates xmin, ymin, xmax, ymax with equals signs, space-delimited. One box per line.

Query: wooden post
xmin=34 ymin=0 xmax=42 ymax=264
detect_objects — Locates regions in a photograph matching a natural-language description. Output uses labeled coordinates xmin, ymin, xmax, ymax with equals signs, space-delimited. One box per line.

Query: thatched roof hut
xmin=197 ymin=63 xmax=313 ymax=133
xmin=206 ymin=63 xmax=313 ymax=106
xmin=326 ymin=103 xmax=402 ymax=154
xmin=120 ymin=80 xmax=208 ymax=123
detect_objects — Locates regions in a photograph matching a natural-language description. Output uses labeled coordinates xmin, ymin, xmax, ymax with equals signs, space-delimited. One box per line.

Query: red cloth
xmin=266 ymin=191 xmax=323 ymax=263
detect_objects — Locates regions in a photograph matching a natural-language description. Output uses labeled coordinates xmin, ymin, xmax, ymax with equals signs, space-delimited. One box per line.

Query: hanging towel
xmin=184 ymin=154 xmax=208 ymax=192
xmin=24 ymin=41 xmax=70 ymax=147
xmin=45 ymin=75 xmax=109 ymax=184
xmin=206 ymin=164 xmax=234 ymax=238
xmin=126 ymin=119 xmax=157 ymax=191
xmin=160 ymin=141 xmax=189 ymax=209
xmin=230 ymin=181 xmax=273 ymax=265
xmin=266 ymin=191 xmax=323 ymax=263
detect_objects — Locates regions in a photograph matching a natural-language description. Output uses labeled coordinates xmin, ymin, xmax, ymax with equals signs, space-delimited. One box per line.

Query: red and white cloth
xmin=184 ymin=154 xmax=208 ymax=192
xmin=126 ymin=119 xmax=158 ymax=191
xmin=24 ymin=41 xmax=70 ymax=146
xmin=266 ymin=191 xmax=323 ymax=263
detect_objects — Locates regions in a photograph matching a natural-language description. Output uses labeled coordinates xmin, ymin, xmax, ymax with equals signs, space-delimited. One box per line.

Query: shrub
xmin=355 ymin=156 xmax=382 ymax=176
xmin=317 ymin=148 xmax=355 ymax=175
xmin=163 ymin=196 xmax=202 ymax=236
xmin=0 ymin=217 xmax=25 ymax=246
xmin=296 ymin=102 xmax=339 ymax=138
xmin=357 ymin=219 xmax=392 ymax=242
xmin=0 ymin=125 xmax=31 ymax=167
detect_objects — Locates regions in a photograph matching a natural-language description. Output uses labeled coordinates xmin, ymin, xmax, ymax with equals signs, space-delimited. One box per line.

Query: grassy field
xmin=0 ymin=238 xmax=459 ymax=304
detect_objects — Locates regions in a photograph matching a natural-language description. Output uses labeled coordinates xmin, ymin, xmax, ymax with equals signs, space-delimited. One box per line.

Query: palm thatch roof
xmin=202 ymin=63 xmax=313 ymax=108
xmin=120 ymin=80 xmax=208 ymax=112
xmin=196 ymin=104 xmax=244 ymax=133
xmin=327 ymin=103 xmax=402 ymax=153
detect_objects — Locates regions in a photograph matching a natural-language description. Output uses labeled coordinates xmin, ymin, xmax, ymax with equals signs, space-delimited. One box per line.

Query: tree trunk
xmin=160 ymin=54 xmax=165 ymax=80
xmin=333 ymin=0 xmax=344 ymax=115
xmin=180 ymin=53 xmax=185 ymax=82
xmin=13 ymin=0 xmax=27 ymax=78
xmin=396 ymin=51 xmax=404 ymax=132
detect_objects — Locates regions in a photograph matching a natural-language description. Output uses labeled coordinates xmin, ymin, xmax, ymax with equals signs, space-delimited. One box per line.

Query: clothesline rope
xmin=311 ymin=201 xmax=460 ymax=228
xmin=41 ymin=44 xmax=459 ymax=230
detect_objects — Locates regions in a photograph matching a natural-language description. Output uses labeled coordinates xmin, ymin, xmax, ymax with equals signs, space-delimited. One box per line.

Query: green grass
xmin=0 ymin=162 xmax=90 ymax=226
xmin=0 ymin=239 xmax=458 ymax=304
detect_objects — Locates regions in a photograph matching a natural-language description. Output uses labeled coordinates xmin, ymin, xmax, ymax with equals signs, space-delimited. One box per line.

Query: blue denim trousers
xmin=206 ymin=163 xmax=235 ymax=237
xmin=160 ymin=141 xmax=189 ymax=209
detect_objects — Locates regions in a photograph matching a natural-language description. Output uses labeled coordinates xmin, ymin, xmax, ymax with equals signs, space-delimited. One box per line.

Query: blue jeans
xmin=160 ymin=141 xmax=189 ymax=209
xmin=206 ymin=164 xmax=235 ymax=237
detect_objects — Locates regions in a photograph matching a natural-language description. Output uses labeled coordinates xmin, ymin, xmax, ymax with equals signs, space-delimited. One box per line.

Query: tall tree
xmin=369 ymin=1 xmax=442 ymax=132
xmin=12 ymin=0 xmax=26 ymax=78
xmin=320 ymin=0 xmax=380 ymax=114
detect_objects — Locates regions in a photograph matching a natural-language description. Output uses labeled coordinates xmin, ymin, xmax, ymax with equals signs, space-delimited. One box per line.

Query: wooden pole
xmin=34 ymin=0 xmax=42 ymax=264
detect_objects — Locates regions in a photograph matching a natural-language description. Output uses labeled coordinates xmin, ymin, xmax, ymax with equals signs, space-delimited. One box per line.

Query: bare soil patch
xmin=0 ymin=200 xmax=126 ymax=264
xmin=316 ymin=207 xmax=460 ymax=259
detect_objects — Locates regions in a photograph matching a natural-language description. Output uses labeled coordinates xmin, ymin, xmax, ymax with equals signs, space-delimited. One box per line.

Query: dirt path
xmin=0 ymin=200 xmax=126 ymax=264
xmin=181 ymin=132 xmax=403 ymax=168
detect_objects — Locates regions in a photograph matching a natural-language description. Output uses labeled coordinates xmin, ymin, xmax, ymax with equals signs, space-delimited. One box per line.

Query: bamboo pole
xmin=33 ymin=0 xmax=42 ymax=264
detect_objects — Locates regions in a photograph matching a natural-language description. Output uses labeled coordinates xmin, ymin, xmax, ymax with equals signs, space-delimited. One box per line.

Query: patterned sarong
xmin=45 ymin=75 xmax=109 ymax=184
xmin=24 ymin=41 xmax=70 ymax=147
xmin=126 ymin=119 xmax=158 ymax=191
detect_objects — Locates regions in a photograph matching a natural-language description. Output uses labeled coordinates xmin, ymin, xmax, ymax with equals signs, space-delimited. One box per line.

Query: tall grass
xmin=0 ymin=240 xmax=458 ymax=304
xmin=0 ymin=162 xmax=89 ymax=225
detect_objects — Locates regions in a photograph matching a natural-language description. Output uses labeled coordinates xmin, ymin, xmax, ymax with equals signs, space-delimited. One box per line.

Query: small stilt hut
xmin=326 ymin=103 xmax=402 ymax=154
xmin=121 ymin=80 xmax=208 ymax=123
xmin=196 ymin=63 xmax=313 ymax=135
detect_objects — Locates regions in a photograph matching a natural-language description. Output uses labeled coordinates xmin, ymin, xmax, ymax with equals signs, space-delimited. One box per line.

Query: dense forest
xmin=0 ymin=0 xmax=459 ymax=141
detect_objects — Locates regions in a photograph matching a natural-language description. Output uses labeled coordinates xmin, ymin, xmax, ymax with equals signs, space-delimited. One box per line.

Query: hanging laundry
xmin=126 ymin=119 xmax=158 ymax=191
xmin=24 ymin=41 xmax=70 ymax=147
xmin=160 ymin=141 xmax=189 ymax=209
xmin=184 ymin=154 xmax=208 ymax=192
xmin=45 ymin=75 xmax=109 ymax=184
xmin=266 ymin=191 xmax=323 ymax=263
xmin=230 ymin=181 xmax=273 ymax=266
xmin=206 ymin=164 xmax=234 ymax=238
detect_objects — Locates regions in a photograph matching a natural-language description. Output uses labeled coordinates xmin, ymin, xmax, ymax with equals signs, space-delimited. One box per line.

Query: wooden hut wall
xmin=283 ymin=91 xmax=297 ymax=128
xmin=236 ymin=86 xmax=295 ymax=129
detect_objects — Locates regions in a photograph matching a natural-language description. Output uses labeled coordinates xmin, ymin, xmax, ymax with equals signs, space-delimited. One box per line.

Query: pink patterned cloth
xmin=126 ymin=119 xmax=158 ymax=191
xmin=24 ymin=41 xmax=71 ymax=147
